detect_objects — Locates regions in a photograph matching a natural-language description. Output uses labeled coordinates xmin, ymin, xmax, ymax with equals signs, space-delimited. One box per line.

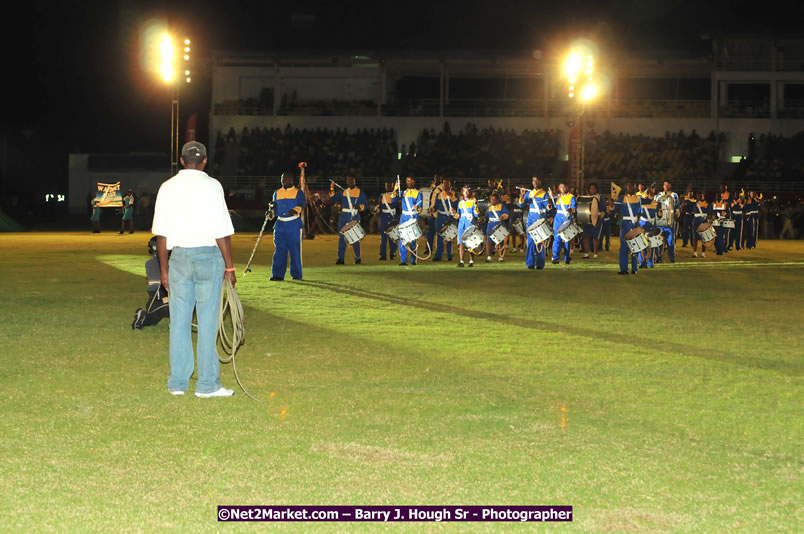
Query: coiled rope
xmin=217 ymin=279 xmax=262 ymax=401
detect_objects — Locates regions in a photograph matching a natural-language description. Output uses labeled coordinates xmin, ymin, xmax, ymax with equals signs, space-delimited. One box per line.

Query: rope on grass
xmin=218 ymin=279 xmax=262 ymax=402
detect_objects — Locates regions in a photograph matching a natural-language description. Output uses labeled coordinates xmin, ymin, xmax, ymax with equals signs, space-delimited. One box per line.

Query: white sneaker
xmin=195 ymin=387 xmax=235 ymax=398
xmin=486 ymin=256 xmax=492 ymax=262
xmin=169 ymin=390 xmax=184 ymax=396
xmin=593 ymin=254 xmax=598 ymax=259
xmin=498 ymin=257 xmax=504 ymax=262
xmin=701 ymin=252 xmax=706 ymax=257
xmin=692 ymin=252 xmax=697 ymax=257
xmin=583 ymin=253 xmax=589 ymax=258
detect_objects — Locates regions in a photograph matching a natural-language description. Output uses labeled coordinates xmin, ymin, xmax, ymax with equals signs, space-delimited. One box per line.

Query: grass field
xmin=1 ymin=232 xmax=802 ymax=532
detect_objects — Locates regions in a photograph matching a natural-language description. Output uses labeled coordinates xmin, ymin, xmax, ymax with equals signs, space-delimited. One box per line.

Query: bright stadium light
xmin=581 ymin=83 xmax=598 ymax=101
xmin=159 ymin=33 xmax=175 ymax=83
xmin=564 ymin=53 xmax=582 ymax=77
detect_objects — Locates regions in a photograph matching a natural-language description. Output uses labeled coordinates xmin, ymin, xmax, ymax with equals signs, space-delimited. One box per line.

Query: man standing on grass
xmin=151 ymin=141 xmax=237 ymax=398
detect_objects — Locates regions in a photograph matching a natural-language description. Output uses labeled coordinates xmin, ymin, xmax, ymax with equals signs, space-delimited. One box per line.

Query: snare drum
xmin=526 ymin=218 xmax=552 ymax=244
xmin=438 ymin=221 xmax=459 ymax=242
xmin=512 ymin=218 xmax=525 ymax=235
xmin=697 ymin=222 xmax=716 ymax=243
xmin=624 ymin=227 xmax=649 ymax=254
xmin=339 ymin=220 xmax=366 ymax=245
xmin=721 ymin=218 xmax=736 ymax=229
xmin=384 ymin=223 xmax=400 ymax=241
xmin=488 ymin=222 xmax=510 ymax=245
xmin=647 ymin=227 xmax=664 ymax=248
xmin=397 ymin=218 xmax=423 ymax=244
xmin=460 ymin=225 xmax=485 ymax=249
xmin=557 ymin=220 xmax=582 ymax=243
xmin=419 ymin=187 xmax=433 ymax=215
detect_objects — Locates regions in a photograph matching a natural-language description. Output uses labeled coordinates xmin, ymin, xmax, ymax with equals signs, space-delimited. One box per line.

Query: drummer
xmin=599 ymin=198 xmax=614 ymax=252
xmin=638 ymin=187 xmax=660 ymax=268
xmin=690 ymin=190 xmax=710 ymax=258
xmin=484 ymin=192 xmax=510 ymax=263
xmin=455 ymin=186 xmax=480 ymax=267
xmin=425 ymin=174 xmax=443 ymax=257
xmin=378 ymin=181 xmax=399 ymax=261
xmin=433 ymin=178 xmax=456 ymax=262
xmin=614 ymin=181 xmax=643 ymax=274
xmin=711 ymin=193 xmax=730 ymax=255
xmin=551 ymin=183 xmax=576 ymax=265
xmin=742 ymin=191 xmax=760 ymax=250
xmin=654 ymin=181 xmax=679 ymax=263
xmin=329 ymin=175 xmax=367 ymax=265
xmin=581 ymin=182 xmax=602 ymax=259
xmin=397 ymin=176 xmax=423 ymax=266
xmin=730 ymin=191 xmax=745 ymax=251
xmin=518 ymin=176 xmax=551 ymax=270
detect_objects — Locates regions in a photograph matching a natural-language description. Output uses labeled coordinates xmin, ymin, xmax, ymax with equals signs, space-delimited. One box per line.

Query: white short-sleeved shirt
xmin=151 ymin=169 xmax=235 ymax=250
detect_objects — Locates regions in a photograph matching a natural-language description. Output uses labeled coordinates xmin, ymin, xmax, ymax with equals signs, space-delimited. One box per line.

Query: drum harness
xmin=400 ymin=193 xmax=433 ymax=261
xmin=527 ymin=190 xmax=550 ymax=254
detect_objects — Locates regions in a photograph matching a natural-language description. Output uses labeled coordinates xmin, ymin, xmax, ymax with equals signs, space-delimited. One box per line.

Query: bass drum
xmin=576 ymin=196 xmax=600 ymax=226
xmin=472 ymin=190 xmax=490 ymax=218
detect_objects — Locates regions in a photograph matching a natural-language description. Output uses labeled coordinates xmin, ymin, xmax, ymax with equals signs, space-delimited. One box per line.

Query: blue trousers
xmin=337 ymin=217 xmax=361 ymax=260
xmin=398 ymin=216 xmax=418 ymax=264
xmin=599 ymin=220 xmax=611 ymax=250
xmin=434 ymin=214 xmax=453 ymax=260
xmin=379 ymin=215 xmax=396 ymax=258
xmin=525 ymin=233 xmax=546 ymax=268
xmin=552 ymin=220 xmax=571 ymax=263
xmin=272 ymin=221 xmax=302 ymax=279
xmin=715 ymin=227 xmax=728 ymax=253
xmin=619 ymin=223 xmax=640 ymax=273
xmin=167 ymin=246 xmax=224 ymax=394
xmin=730 ymin=215 xmax=743 ymax=249
xmin=657 ymin=226 xmax=675 ymax=261
xmin=425 ymin=215 xmax=437 ymax=254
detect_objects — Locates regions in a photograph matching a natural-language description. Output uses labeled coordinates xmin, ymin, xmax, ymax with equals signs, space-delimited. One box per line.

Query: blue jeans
xmin=167 ymin=246 xmax=224 ymax=394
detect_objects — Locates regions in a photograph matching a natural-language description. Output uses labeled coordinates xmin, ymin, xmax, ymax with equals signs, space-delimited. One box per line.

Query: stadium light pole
xmin=158 ymin=34 xmax=192 ymax=176
xmin=565 ymin=48 xmax=598 ymax=193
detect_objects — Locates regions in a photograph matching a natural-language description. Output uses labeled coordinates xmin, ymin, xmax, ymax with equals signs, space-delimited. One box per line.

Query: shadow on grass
xmin=299 ymin=279 xmax=802 ymax=376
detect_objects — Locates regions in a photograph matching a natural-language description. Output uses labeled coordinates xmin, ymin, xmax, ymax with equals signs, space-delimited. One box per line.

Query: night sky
xmin=0 ymin=0 xmax=800 ymax=188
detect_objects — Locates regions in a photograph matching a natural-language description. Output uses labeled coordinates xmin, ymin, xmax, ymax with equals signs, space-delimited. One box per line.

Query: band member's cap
xmin=181 ymin=141 xmax=207 ymax=159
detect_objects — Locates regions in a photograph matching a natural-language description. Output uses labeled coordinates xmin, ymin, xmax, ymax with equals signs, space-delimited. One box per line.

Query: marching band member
xmin=378 ymin=181 xmax=399 ymax=261
xmin=711 ymin=194 xmax=730 ymax=255
xmin=582 ymin=182 xmax=602 ymax=259
xmin=456 ymin=186 xmax=479 ymax=267
xmin=679 ymin=185 xmax=695 ymax=248
xmin=743 ymin=191 xmax=760 ymax=249
xmin=654 ymin=181 xmax=679 ymax=263
xmin=599 ymin=198 xmax=614 ymax=252
xmin=639 ymin=187 xmax=660 ymax=268
xmin=425 ymin=174 xmax=443 ymax=256
xmin=484 ymin=191 xmax=509 ymax=262
xmin=637 ymin=183 xmax=650 ymax=200
xmin=397 ymin=176 xmax=423 ymax=266
xmin=614 ymin=182 xmax=642 ymax=274
xmin=690 ymin=191 xmax=710 ymax=258
xmin=551 ymin=183 xmax=576 ymax=265
xmin=518 ymin=176 xmax=551 ymax=270
xmin=269 ymin=171 xmax=307 ymax=281
xmin=433 ymin=178 xmax=456 ymax=262
xmin=508 ymin=187 xmax=525 ymax=252
xmin=329 ymin=175 xmax=367 ymax=265
xmin=730 ymin=191 xmax=745 ymax=251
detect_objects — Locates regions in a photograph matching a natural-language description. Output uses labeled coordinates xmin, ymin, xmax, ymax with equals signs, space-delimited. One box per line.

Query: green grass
xmin=1 ymin=232 xmax=802 ymax=532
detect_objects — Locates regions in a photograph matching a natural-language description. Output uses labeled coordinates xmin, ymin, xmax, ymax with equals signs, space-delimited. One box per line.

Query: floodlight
xmin=580 ymin=83 xmax=598 ymax=101
xmin=564 ymin=53 xmax=582 ymax=77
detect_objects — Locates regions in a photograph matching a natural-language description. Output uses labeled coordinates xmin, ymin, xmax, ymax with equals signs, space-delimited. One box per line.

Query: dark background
xmin=0 ymin=0 xmax=801 ymax=196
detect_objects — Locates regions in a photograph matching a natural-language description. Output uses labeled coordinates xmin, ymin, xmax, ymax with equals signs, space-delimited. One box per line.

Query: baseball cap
xmin=181 ymin=141 xmax=207 ymax=159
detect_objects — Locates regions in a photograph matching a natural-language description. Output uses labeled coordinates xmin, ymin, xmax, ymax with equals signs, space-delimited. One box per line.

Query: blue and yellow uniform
xmin=378 ymin=191 xmax=399 ymax=260
xmin=691 ymin=199 xmax=710 ymax=236
xmin=485 ymin=201 xmax=509 ymax=245
xmin=681 ymin=194 xmax=698 ymax=247
xmin=518 ymin=189 xmax=550 ymax=269
xmin=639 ymin=199 xmax=659 ymax=268
xmin=434 ymin=189 xmax=457 ymax=261
xmin=332 ymin=187 xmax=367 ymax=261
xmin=398 ymin=187 xmax=423 ymax=265
xmin=711 ymin=199 xmax=730 ymax=254
xmin=456 ymin=198 xmax=479 ymax=245
xmin=271 ymin=185 xmax=306 ymax=280
xmin=552 ymin=192 xmax=576 ymax=263
xmin=615 ymin=193 xmax=643 ymax=273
